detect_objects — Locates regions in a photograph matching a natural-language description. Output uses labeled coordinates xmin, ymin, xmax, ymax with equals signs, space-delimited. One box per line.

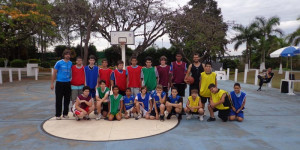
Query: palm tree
xmin=255 ymin=16 xmax=283 ymax=71
xmin=287 ymin=17 xmax=300 ymax=46
xmin=232 ymin=22 xmax=259 ymax=69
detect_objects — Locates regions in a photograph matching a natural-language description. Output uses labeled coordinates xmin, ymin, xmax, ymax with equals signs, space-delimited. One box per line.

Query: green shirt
xmin=109 ymin=94 xmax=123 ymax=115
xmin=142 ymin=67 xmax=157 ymax=91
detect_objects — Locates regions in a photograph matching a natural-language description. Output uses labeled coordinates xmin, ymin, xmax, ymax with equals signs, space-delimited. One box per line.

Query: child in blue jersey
xmin=84 ymin=55 xmax=99 ymax=114
xmin=134 ymin=86 xmax=152 ymax=120
xmin=166 ymin=87 xmax=183 ymax=120
xmin=150 ymin=85 xmax=166 ymax=121
xmin=123 ymin=88 xmax=137 ymax=119
xmin=229 ymin=83 xmax=246 ymax=122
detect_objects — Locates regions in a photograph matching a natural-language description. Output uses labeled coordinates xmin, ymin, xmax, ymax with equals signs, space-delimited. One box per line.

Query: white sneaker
xmin=63 ymin=115 xmax=69 ymax=119
xmin=186 ymin=114 xmax=192 ymax=120
xmin=199 ymin=115 xmax=204 ymax=121
xmin=96 ymin=114 xmax=102 ymax=120
xmin=56 ymin=116 xmax=62 ymax=120
xmin=135 ymin=114 xmax=142 ymax=120
xmin=130 ymin=113 xmax=134 ymax=118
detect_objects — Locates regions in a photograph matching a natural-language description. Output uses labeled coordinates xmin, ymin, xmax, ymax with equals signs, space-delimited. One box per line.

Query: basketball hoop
xmin=119 ymin=42 xmax=126 ymax=46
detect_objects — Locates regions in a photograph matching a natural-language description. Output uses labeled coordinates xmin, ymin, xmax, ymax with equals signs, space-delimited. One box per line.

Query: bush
xmin=0 ymin=58 xmax=8 ymax=67
xmin=10 ymin=59 xmax=26 ymax=68
xmin=28 ymin=59 xmax=40 ymax=64
xmin=40 ymin=62 xmax=51 ymax=68
xmin=221 ymin=59 xmax=238 ymax=69
xmin=50 ymin=60 xmax=58 ymax=67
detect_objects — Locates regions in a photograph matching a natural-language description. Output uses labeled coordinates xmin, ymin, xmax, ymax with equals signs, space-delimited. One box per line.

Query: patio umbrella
xmin=270 ymin=46 xmax=300 ymax=72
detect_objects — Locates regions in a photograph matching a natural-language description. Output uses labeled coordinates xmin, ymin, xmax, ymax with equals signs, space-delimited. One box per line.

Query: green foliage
xmin=28 ymin=59 xmax=40 ymax=63
xmin=0 ymin=58 xmax=8 ymax=67
xmin=221 ymin=59 xmax=238 ymax=69
xmin=50 ymin=60 xmax=58 ymax=67
xmin=10 ymin=59 xmax=26 ymax=68
xmin=40 ymin=62 xmax=50 ymax=68
xmin=104 ymin=46 xmax=133 ymax=66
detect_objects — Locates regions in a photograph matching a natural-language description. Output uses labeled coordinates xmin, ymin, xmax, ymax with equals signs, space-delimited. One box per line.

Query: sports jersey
xmin=77 ymin=94 xmax=92 ymax=109
xmin=54 ymin=59 xmax=72 ymax=82
xmin=135 ymin=93 xmax=151 ymax=111
xmin=230 ymin=91 xmax=246 ymax=110
xmin=109 ymin=94 xmax=123 ymax=115
xmin=187 ymin=96 xmax=200 ymax=113
xmin=84 ymin=65 xmax=99 ymax=89
xmin=71 ymin=65 xmax=85 ymax=86
xmin=200 ymin=72 xmax=216 ymax=97
xmin=141 ymin=67 xmax=158 ymax=91
xmin=123 ymin=95 xmax=135 ymax=110
xmin=167 ymin=95 xmax=183 ymax=104
xmin=151 ymin=90 xmax=166 ymax=109
xmin=99 ymin=68 xmax=112 ymax=87
xmin=211 ymin=89 xmax=231 ymax=110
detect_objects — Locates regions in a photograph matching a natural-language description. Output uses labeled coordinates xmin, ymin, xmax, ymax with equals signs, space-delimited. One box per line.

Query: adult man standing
xmin=51 ymin=49 xmax=72 ymax=120
xmin=184 ymin=53 xmax=204 ymax=95
xmin=170 ymin=52 xmax=187 ymax=97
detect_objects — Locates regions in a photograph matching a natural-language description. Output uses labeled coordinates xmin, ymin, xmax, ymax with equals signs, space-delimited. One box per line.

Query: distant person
xmin=95 ymin=80 xmax=110 ymax=120
xmin=98 ymin=59 xmax=112 ymax=89
xmin=108 ymin=86 xmax=123 ymax=121
xmin=141 ymin=56 xmax=158 ymax=92
xmin=156 ymin=56 xmax=171 ymax=95
xmin=166 ymin=87 xmax=183 ymax=120
xmin=207 ymin=84 xmax=232 ymax=122
xmin=257 ymin=67 xmax=274 ymax=91
xmin=70 ymin=56 xmax=85 ymax=105
xmin=199 ymin=62 xmax=217 ymax=112
xmin=184 ymin=53 xmax=204 ymax=95
xmin=126 ymin=56 xmax=142 ymax=96
xmin=111 ymin=60 xmax=127 ymax=96
xmin=184 ymin=89 xmax=204 ymax=121
xmin=229 ymin=83 xmax=246 ymax=122
xmin=170 ymin=52 xmax=187 ymax=97
xmin=84 ymin=55 xmax=99 ymax=114
xmin=72 ymin=86 xmax=94 ymax=121
xmin=51 ymin=49 xmax=72 ymax=120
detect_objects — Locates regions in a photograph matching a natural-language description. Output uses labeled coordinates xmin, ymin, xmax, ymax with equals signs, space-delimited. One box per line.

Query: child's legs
xmin=116 ymin=113 xmax=122 ymax=121
xmin=166 ymin=105 xmax=172 ymax=113
xmin=175 ymin=107 xmax=182 ymax=114
xmin=102 ymin=104 xmax=109 ymax=117
xmin=184 ymin=107 xmax=191 ymax=114
xmin=108 ymin=114 xmax=115 ymax=121
xmin=87 ymin=106 xmax=94 ymax=115
xmin=229 ymin=110 xmax=237 ymax=121
xmin=236 ymin=111 xmax=244 ymax=122
xmin=96 ymin=101 xmax=102 ymax=114
xmin=135 ymin=102 xmax=141 ymax=113
xmin=218 ymin=109 xmax=230 ymax=122
xmin=125 ymin=110 xmax=130 ymax=119
xmin=207 ymin=105 xmax=215 ymax=118
xmin=160 ymin=104 xmax=165 ymax=115
xmin=198 ymin=108 xmax=204 ymax=115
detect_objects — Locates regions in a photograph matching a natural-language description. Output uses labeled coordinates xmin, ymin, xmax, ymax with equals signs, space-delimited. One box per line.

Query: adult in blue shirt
xmin=51 ymin=49 xmax=72 ymax=120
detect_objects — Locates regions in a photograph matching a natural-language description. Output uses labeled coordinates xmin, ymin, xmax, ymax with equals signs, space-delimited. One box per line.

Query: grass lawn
xmin=229 ymin=70 xmax=300 ymax=92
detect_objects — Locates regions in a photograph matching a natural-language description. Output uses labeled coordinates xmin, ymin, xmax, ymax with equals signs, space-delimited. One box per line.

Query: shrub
xmin=10 ymin=59 xmax=26 ymax=68
xmin=221 ymin=59 xmax=238 ymax=69
xmin=28 ymin=59 xmax=40 ymax=64
xmin=50 ymin=60 xmax=58 ymax=67
xmin=0 ymin=58 xmax=8 ymax=67
xmin=40 ymin=62 xmax=51 ymax=68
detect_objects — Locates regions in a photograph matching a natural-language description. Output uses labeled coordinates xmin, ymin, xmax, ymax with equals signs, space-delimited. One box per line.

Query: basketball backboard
xmin=110 ymin=31 xmax=135 ymax=45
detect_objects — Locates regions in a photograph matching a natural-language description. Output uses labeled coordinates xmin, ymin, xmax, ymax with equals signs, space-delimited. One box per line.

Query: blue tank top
xmin=168 ymin=95 xmax=181 ymax=104
xmin=151 ymin=90 xmax=166 ymax=110
xmin=230 ymin=91 xmax=246 ymax=110
xmin=137 ymin=93 xmax=151 ymax=111
xmin=123 ymin=95 xmax=135 ymax=110
xmin=84 ymin=66 xmax=98 ymax=89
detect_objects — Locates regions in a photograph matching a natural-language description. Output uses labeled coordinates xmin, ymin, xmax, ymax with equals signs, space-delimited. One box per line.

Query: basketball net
xmin=120 ymin=42 xmax=126 ymax=46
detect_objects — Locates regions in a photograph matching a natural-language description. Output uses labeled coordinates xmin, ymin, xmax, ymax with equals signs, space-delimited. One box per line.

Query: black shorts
xmin=200 ymin=96 xmax=209 ymax=104
xmin=213 ymin=108 xmax=230 ymax=122
xmin=102 ymin=103 xmax=109 ymax=112
xmin=188 ymin=110 xmax=199 ymax=115
xmin=150 ymin=109 xmax=160 ymax=116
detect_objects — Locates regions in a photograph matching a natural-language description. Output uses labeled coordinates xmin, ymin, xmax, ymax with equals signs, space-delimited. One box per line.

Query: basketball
xmin=186 ymin=76 xmax=194 ymax=84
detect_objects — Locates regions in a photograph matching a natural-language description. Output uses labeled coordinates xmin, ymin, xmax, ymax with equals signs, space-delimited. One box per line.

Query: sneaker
xmin=56 ymin=116 xmax=62 ymax=120
xmin=186 ymin=114 xmax=192 ymax=120
xmin=135 ymin=114 xmax=142 ymax=120
xmin=257 ymin=88 xmax=261 ymax=91
xmin=96 ymin=114 xmax=102 ymax=120
xmin=130 ymin=113 xmax=134 ymax=118
xmin=207 ymin=117 xmax=216 ymax=122
xmin=166 ymin=113 xmax=172 ymax=120
xmin=63 ymin=115 xmax=69 ymax=119
xmin=85 ymin=115 xmax=90 ymax=120
xmin=75 ymin=116 xmax=80 ymax=121
xmin=199 ymin=115 xmax=204 ymax=121
xmin=178 ymin=114 xmax=182 ymax=120
xmin=160 ymin=115 xmax=165 ymax=122
xmin=94 ymin=110 xmax=98 ymax=115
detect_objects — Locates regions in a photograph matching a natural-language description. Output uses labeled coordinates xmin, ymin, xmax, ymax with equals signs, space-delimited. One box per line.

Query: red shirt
xmin=71 ymin=65 xmax=85 ymax=86
xmin=114 ymin=69 xmax=127 ymax=91
xmin=99 ymin=68 xmax=112 ymax=87
xmin=77 ymin=94 xmax=91 ymax=109
xmin=127 ymin=65 xmax=142 ymax=88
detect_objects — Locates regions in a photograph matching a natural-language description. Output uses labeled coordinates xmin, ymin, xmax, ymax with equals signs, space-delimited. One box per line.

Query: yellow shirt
xmin=188 ymin=96 xmax=200 ymax=112
xmin=200 ymin=72 xmax=216 ymax=97
xmin=211 ymin=89 xmax=229 ymax=110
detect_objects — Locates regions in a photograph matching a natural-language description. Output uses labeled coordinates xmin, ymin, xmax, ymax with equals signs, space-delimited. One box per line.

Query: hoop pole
xmin=121 ymin=43 xmax=126 ymax=69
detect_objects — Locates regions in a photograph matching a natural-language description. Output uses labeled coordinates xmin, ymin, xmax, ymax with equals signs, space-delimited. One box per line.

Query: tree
xmin=255 ymin=16 xmax=283 ymax=70
xmin=166 ymin=0 xmax=228 ymax=63
xmin=231 ymin=22 xmax=259 ymax=68
xmin=287 ymin=17 xmax=300 ymax=46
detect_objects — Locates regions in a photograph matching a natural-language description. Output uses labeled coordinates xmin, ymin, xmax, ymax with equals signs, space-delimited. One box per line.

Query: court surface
xmin=0 ymin=80 xmax=299 ymax=150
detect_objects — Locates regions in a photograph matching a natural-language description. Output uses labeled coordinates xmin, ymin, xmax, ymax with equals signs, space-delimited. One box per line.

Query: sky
xmin=60 ymin=0 xmax=300 ymax=56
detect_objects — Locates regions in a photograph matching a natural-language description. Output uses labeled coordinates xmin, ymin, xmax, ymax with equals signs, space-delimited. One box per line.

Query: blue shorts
xmin=230 ymin=110 xmax=244 ymax=118
xmin=89 ymin=89 xmax=96 ymax=98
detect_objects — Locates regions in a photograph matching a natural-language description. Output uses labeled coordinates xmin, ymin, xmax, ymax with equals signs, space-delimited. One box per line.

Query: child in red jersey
xmin=99 ymin=59 xmax=112 ymax=89
xmin=73 ymin=86 xmax=94 ymax=121
xmin=126 ymin=56 xmax=142 ymax=96
xmin=111 ymin=60 xmax=127 ymax=96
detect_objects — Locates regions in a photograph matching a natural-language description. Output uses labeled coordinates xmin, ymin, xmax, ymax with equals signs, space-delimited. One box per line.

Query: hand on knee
xmin=237 ymin=117 xmax=243 ymax=122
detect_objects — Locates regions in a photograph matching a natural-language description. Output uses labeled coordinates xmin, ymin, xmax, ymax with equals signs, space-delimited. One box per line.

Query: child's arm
xmin=215 ymin=76 xmax=218 ymax=87
xmin=237 ymin=97 xmax=246 ymax=113
xmin=212 ymin=93 xmax=226 ymax=107
xmin=149 ymin=99 xmax=153 ymax=113
xmin=184 ymin=64 xmax=192 ymax=83
xmin=199 ymin=76 xmax=202 ymax=92
xmin=159 ymin=95 xmax=166 ymax=104
xmin=86 ymin=98 xmax=93 ymax=107
xmin=102 ymin=92 xmax=109 ymax=102
xmin=186 ymin=100 xmax=191 ymax=110
xmin=228 ymin=94 xmax=236 ymax=112
xmin=119 ymin=100 xmax=123 ymax=114
xmin=110 ymin=80 xmax=114 ymax=88
xmin=75 ymin=98 xmax=86 ymax=113
xmin=107 ymin=102 xmax=111 ymax=116
xmin=209 ymin=96 xmax=214 ymax=108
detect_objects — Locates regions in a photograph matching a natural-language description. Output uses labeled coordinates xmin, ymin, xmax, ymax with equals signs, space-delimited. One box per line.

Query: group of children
xmin=69 ymin=53 xmax=246 ymax=122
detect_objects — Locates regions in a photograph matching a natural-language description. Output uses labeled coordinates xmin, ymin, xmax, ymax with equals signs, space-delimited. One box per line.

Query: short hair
xmin=208 ymin=83 xmax=216 ymax=89
xmin=191 ymin=89 xmax=198 ymax=94
xmin=268 ymin=67 xmax=272 ymax=70
xmin=156 ymin=84 xmax=163 ymax=90
xmin=112 ymin=85 xmax=119 ymax=90
xmin=145 ymin=56 xmax=152 ymax=62
xmin=82 ymin=86 xmax=90 ymax=91
xmin=102 ymin=58 xmax=108 ymax=63
xmin=171 ymin=87 xmax=178 ymax=91
xmin=89 ymin=55 xmax=96 ymax=60
xmin=130 ymin=56 xmax=137 ymax=61
xmin=126 ymin=88 xmax=131 ymax=92
xmin=76 ymin=56 xmax=82 ymax=60
xmin=99 ymin=80 xmax=106 ymax=85
xmin=176 ymin=52 xmax=183 ymax=56
xmin=141 ymin=86 xmax=147 ymax=91
xmin=193 ymin=53 xmax=200 ymax=57
xmin=160 ymin=56 xmax=167 ymax=62
xmin=205 ymin=62 xmax=212 ymax=66
xmin=234 ymin=83 xmax=241 ymax=87
xmin=62 ymin=49 xmax=71 ymax=57
xmin=117 ymin=60 xmax=124 ymax=65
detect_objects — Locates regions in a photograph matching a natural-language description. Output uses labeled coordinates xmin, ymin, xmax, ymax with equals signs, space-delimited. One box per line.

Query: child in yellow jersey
xmin=184 ymin=89 xmax=204 ymax=121
xmin=207 ymin=84 xmax=232 ymax=122
xmin=199 ymin=62 xmax=217 ymax=112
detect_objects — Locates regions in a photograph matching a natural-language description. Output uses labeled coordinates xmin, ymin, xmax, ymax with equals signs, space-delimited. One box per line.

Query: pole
xmin=35 ymin=68 xmax=38 ymax=80
xmin=234 ymin=69 xmax=238 ymax=82
xmin=18 ymin=68 xmax=21 ymax=81
xmin=244 ymin=67 xmax=247 ymax=84
xmin=254 ymin=69 xmax=258 ymax=85
xmin=227 ymin=68 xmax=230 ymax=80
xmin=121 ymin=44 xmax=126 ymax=69
xmin=9 ymin=69 xmax=13 ymax=82
xmin=0 ymin=70 xmax=2 ymax=84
